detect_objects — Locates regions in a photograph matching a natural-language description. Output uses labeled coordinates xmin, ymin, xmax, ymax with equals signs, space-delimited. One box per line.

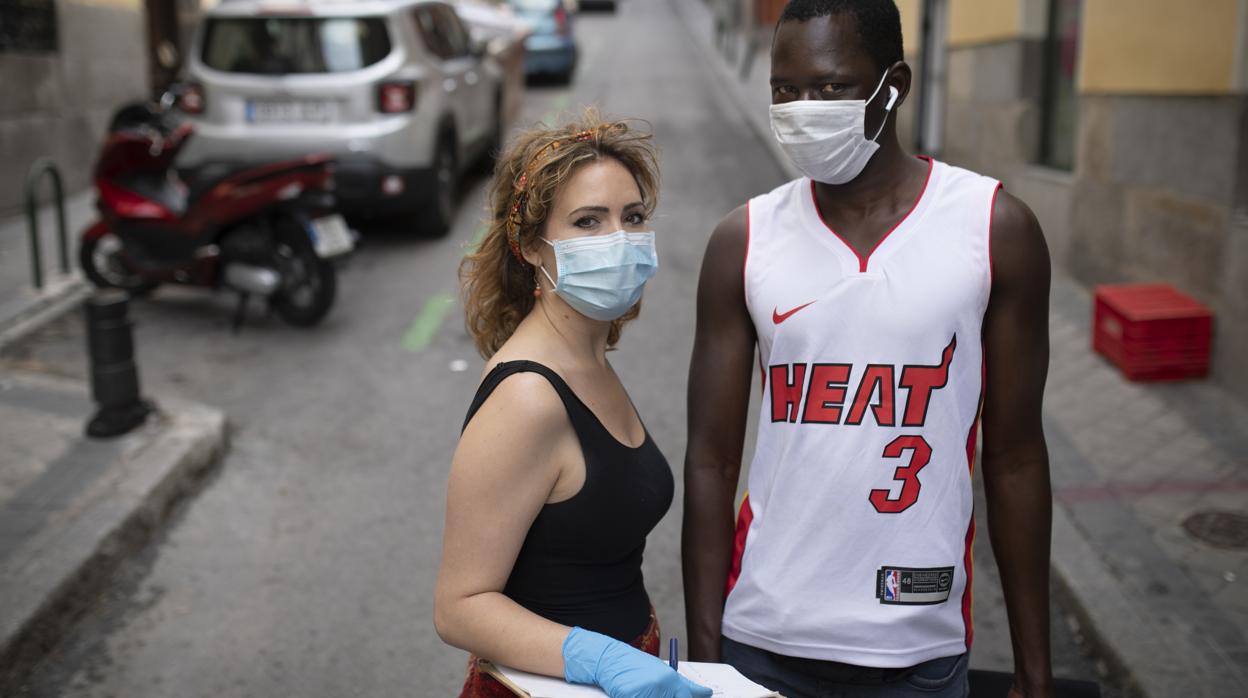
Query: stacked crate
xmin=1092 ymin=284 xmax=1213 ymax=381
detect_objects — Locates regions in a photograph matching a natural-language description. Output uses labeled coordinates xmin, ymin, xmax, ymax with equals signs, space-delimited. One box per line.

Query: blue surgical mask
xmin=539 ymin=230 xmax=658 ymax=321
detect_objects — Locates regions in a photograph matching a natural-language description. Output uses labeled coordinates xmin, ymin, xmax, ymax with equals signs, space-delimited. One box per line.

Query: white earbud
xmin=884 ymin=86 xmax=899 ymax=112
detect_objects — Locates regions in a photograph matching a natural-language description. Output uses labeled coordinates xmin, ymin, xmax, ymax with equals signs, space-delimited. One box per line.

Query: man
xmin=682 ymin=1 xmax=1053 ymax=697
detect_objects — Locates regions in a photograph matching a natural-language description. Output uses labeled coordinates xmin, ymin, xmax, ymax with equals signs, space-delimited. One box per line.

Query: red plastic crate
xmin=1092 ymin=284 xmax=1213 ymax=382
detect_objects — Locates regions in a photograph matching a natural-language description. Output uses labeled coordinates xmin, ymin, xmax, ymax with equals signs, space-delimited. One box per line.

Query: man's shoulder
xmin=927 ymin=157 xmax=999 ymax=190
xmin=748 ymin=176 xmax=809 ymax=208
xmin=734 ymin=177 xmax=810 ymax=235
xmin=989 ymin=189 xmax=1049 ymax=289
xmin=991 ymin=189 xmax=1045 ymax=250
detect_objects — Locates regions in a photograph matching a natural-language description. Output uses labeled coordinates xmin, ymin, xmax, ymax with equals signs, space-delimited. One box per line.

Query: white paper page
xmin=491 ymin=664 xmax=607 ymax=698
xmin=678 ymin=661 xmax=779 ymax=698
xmin=492 ymin=661 xmax=777 ymax=698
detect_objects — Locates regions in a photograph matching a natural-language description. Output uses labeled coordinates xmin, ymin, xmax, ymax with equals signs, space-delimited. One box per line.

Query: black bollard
xmin=85 ymin=291 xmax=152 ymax=438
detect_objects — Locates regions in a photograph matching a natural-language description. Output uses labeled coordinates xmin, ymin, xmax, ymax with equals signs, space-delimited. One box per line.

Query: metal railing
xmin=24 ymin=158 xmax=70 ymax=291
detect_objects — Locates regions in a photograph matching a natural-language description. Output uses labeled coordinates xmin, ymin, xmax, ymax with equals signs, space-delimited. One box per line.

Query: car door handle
xmin=465 ymin=71 xmax=479 ymax=86
xmin=443 ymin=78 xmax=458 ymax=92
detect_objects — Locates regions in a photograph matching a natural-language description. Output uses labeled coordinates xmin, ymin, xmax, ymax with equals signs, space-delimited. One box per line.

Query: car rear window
xmin=201 ymin=17 xmax=392 ymax=74
xmin=509 ymin=0 xmax=560 ymax=14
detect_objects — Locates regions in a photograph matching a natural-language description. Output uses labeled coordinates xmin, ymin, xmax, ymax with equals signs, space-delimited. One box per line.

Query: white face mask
xmin=769 ymin=72 xmax=899 ymax=185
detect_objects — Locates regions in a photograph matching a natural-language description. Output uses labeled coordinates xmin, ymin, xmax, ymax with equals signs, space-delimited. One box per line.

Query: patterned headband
xmin=505 ymin=124 xmax=623 ymax=262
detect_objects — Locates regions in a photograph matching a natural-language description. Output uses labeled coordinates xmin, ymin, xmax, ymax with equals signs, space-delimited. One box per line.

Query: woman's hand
xmin=563 ymin=627 xmax=712 ymax=698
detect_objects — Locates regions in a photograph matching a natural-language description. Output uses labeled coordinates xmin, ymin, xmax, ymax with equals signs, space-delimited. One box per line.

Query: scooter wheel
xmin=79 ymin=234 xmax=159 ymax=296
xmin=271 ymin=216 xmax=336 ymax=327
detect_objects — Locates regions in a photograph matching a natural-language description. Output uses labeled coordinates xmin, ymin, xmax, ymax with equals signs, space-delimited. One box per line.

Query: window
xmin=201 ymin=17 xmax=392 ymax=74
xmin=413 ymin=8 xmax=447 ymax=58
xmin=432 ymin=5 xmax=470 ymax=58
xmin=1037 ymin=0 xmax=1082 ymax=169
xmin=509 ymin=0 xmax=561 ymax=12
xmin=413 ymin=5 xmax=468 ymax=60
xmin=0 ymin=0 xmax=59 ymax=53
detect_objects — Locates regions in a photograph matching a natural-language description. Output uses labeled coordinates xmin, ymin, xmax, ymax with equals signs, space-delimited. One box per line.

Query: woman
xmin=434 ymin=112 xmax=711 ymax=698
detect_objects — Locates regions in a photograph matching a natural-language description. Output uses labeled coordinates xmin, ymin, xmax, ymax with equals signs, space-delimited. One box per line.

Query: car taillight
xmin=179 ymin=83 xmax=205 ymax=114
xmin=554 ymin=6 xmax=569 ymax=36
xmin=377 ymin=81 xmax=416 ymax=113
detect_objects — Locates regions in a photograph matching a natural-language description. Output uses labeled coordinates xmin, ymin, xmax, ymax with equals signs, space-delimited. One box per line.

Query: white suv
xmin=178 ymin=0 xmax=504 ymax=236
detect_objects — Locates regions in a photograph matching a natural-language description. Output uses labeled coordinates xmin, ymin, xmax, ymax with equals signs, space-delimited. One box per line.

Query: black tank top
xmin=462 ymin=360 xmax=674 ymax=642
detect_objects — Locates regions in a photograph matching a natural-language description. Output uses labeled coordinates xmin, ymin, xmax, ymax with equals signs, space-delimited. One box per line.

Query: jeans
xmin=721 ymin=636 xmax=969 ymax=698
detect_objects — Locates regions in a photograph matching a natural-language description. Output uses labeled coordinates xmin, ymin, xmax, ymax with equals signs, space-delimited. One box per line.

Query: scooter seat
xmin=115 ymin=172 xmax=188 ymax=218
xmin=182 ymin=162 xmax=257 ymax=203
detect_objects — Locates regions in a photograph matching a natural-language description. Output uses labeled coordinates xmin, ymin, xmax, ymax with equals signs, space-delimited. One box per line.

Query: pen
xmin=669 ymin=637 xmax=678 ymax=671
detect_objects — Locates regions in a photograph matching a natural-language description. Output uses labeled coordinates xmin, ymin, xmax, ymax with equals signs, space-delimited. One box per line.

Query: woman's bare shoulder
xmin=463 ymin=365 xmax=569 ymax=450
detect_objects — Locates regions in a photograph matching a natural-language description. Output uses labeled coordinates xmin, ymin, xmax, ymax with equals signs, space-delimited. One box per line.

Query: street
xmin=4 ymin=1 xmax=1114 ymax=695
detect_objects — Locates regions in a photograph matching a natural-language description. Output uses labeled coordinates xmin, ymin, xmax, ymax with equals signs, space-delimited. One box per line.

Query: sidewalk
xmin=0 ymin=369 xmax=227 ymax=691
xmin=0 ymin=191 xmax=94 ymax=349
xmin=672 ymin=0 xmax=1248 ymax=695
xmin=0 ymin=192 xmax=231 ymax=688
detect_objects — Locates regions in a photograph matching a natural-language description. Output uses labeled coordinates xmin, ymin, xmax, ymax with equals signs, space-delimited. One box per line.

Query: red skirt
xmin=457 ymin=608 xmax=661 ymax=698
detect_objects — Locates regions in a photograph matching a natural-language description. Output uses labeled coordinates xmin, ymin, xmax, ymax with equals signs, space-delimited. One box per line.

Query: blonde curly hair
xmin=459 ymin=109 xmax=661 ymax=358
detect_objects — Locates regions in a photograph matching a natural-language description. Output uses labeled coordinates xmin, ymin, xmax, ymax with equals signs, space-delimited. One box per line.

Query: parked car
xmin=507 ymin=0 xmax=577 ymax=83
xmin=177 ymin=0 xmax=505 ymax=236
xmin=449 ymin=0 xmax=531 ymax=148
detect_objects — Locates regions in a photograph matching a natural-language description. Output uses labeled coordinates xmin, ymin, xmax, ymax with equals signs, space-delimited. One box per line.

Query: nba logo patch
xmin=884 ymin=569 xmax=900 ymax=601
xmin=877 ymin=564 xmax=956 ymax=605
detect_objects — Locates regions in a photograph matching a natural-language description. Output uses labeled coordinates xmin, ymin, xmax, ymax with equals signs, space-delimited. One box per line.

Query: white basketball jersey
xmin=722 ymin=158 xmax=1000 ymax=668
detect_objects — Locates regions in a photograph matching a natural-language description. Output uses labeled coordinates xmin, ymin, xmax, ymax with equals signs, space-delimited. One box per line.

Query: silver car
xmin=178 ymin=0 xmax=504 ymax=236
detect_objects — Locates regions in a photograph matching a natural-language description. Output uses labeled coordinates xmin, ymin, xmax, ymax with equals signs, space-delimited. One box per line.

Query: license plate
xmin=309 ymin=215 xmax=354 ymax=258
xmin=246 ymin=100 xmax=337 ymax=124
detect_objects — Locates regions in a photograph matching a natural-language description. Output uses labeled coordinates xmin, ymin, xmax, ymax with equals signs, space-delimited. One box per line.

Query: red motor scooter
xmin=79 ymin=92 xmax=353 ymax=327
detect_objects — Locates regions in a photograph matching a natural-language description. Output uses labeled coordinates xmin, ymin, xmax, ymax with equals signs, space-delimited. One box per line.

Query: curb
xmin=1050 ymin=506 xmax=1145 ymax=697
xmin=0 ymin=276 xmax=90 ymax=353
xmin=0 ymin=375 xmax=228 ymax=690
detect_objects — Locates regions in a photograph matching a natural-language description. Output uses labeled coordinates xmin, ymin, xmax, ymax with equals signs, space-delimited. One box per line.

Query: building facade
xmin=898 ymin=0 xmax=1248 ymax=402
xmin=0 ymin=0 xmax=152 ymax=214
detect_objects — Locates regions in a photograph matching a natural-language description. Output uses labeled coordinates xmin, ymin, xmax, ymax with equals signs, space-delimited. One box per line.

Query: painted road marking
xmin=463 ymin=224 xmax=489 ymax=255
xmin=400 ymin=292 xmax=455 ymax=352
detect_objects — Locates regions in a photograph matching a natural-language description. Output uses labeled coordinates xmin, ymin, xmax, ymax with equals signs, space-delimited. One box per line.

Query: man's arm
xmin=981 ymin=189 xmax=1054 ymax=698
xmin=682 ymin=206 xmax=757 ymax=661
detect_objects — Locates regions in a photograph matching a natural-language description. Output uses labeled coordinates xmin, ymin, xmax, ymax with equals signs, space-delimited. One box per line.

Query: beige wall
xmin=896 ymin=0 xmax=921 ymax=153
xmin=1080 ymin=0 xmax=1241 ymax=94
xmin=1237 ymin=0 xmax=1248 ymax=90
xmin=897 ymin=0 xmax=922 ymax=55
xmin=0 ymin=0 xmax=149 ymax=213
xmin=947 ymin=0 xmax=1021 ymax=48
xmin=947 ymin=0 xmax=1245 ymax=93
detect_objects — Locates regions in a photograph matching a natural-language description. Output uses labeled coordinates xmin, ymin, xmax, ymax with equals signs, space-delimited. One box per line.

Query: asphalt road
xmin=4 ymin=0 xmax=1114 ymax=695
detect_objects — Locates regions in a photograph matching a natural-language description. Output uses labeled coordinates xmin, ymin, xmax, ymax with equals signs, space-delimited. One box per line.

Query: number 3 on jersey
xmin=869 ymin=435 xmax=932 ymax=513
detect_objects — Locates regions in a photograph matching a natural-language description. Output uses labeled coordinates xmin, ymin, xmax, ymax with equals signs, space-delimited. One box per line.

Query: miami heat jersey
xmin=721 ymin=157 xmax=1000 ymax=668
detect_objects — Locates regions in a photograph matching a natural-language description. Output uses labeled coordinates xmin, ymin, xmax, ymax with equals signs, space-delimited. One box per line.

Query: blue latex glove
xmin=562 ymin=627 xmax=713 ymax=698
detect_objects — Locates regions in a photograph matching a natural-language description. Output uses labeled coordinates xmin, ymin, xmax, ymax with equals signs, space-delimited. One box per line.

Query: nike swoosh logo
xmin=773 ymin=301 xmax=816 ymax=325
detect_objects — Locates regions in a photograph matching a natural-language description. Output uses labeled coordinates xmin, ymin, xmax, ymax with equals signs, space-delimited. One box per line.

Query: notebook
xmin=480 ymin=660 xmax=782 ymax=698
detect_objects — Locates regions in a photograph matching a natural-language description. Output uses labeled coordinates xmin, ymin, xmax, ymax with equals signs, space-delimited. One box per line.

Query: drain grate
xmin=1182 ymin=510 xmax=1248 ymax=550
